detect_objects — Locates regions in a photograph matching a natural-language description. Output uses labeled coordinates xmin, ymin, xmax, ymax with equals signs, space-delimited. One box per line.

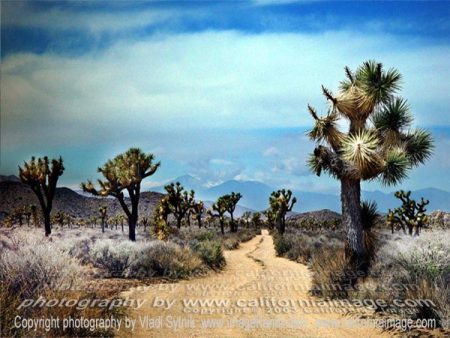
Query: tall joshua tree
xmin=164 ymin=182 xmax=195 ymax=228
xmin=223 ymin=192 xmax=242 ymax=232
xmin=307 ymin=61 xmax=433 ymax=262
xmin=269 ymin=189 xmax=297 ymax=234
xmin=19 ymin=156 xmax=65 ymax=236
xmin=81 ymin=148 xmax=160 ymax=241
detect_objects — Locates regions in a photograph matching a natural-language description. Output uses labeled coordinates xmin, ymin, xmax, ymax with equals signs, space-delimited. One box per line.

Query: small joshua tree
xmin=53 ymin=211 xmax=65 ymax=228
xmin=30 ymin=204 xmax=38 ymax=227
xmin=264 ymin=209 xmax=276 ymax=230
xmin=164 ymin=182 xmax=195 ymax=228
xmin=99 ymin=206 xmax=107 ymax=233
xmin=141 ymin=216 xmax=149 ymax=230
xmin=251 ymin=212 xmax=262 ymax=229
xmin=152 ymin=197 xmax=172 ymax=240
xmin=223 ymin=192 xmax=242 ymax=232
xmin=82 ymin=148 xmax=160 ymax=241
xmin=269 ymin=189 xmax=297 ymax=234
xmin=307 ymin=61 xmax=433 ymax=262
xmin=210 ymin=196 xmax=228 ymax=235
xmin=191 ymin=201 xmax=205 ymax=228
xmin=241 ymin=211 xmax=252 ymax=228
xmin=387 ymin=190 xmax=429 ymax=236
xmin=19 ymin=156 xmax=65 ymax=236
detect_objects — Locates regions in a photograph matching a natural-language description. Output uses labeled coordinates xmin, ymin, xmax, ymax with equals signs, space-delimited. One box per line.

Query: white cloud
xmin=1 ymin=28 xmax=449 ymax=191
xmin=188 ymin=158 xmax=244 ymax=186
xmin=2 ymin=29 xmax=448 ymax=150
xmin=1 ymin=2 xmax=181 ymax=35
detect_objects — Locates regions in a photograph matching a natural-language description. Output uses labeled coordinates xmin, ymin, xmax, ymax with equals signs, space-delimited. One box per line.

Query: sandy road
xmin=119 ymin=230 xmax=391 ymax=337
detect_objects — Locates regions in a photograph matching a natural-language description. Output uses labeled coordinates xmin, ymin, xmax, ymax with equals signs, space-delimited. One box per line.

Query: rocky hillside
xmin=0 ymin=178 xmax=164 ymax=222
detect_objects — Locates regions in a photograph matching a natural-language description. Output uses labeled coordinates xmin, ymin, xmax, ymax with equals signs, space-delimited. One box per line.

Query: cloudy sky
xmin=1 ymin=0 xmax=449 ymax=193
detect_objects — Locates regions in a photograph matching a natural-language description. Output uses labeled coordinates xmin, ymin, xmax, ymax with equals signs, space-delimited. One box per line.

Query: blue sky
xmin=1 ymin=0 xmax=449 ymax=194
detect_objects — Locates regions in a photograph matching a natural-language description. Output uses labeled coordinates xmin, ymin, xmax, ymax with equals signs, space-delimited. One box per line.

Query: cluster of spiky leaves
xmin=387 ymin=190 xmax=429 ymax=236
xmin=360 ymin=200 xmax=379 ymax=231
xmin=268 ymin=189 xmax=297 ymax=233
xmin=307 ymin=61 xmax=433 ymax=185
xmin=19 ymin=156 xmax=65 ymax=187
xmin=81 ymin=148 xmax=160 ymax=198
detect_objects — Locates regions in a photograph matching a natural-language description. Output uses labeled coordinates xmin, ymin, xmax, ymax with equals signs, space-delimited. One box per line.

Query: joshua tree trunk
xmin=43 ymin=210 xmax=51 ymax=237
xmin=128 ymin=197 xmax=139 ymax=241
xmin=341 ymin=178 xmax=364 ymax=260
xmin=128 ymin=217 xmax=137 ymax=241
xmin=220 ymin=219 xmax=224 ymax=235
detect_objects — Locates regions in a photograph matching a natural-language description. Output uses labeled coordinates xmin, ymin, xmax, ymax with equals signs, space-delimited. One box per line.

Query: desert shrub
xmin=235 ymin=228 xmax=259 ymax=242
xmin=0 ymin=243 xmax=81 ymax=299
xmin=128 ymin=241 xmax=203 ymax=278
xmin=354 ymin=230 xmax=450 ymax=328
xmin=89 ymin=239 xmax=137 ymax=277
xmin=273 ymin=230 xmax=343 ymax=264
xmin=222 ymin=237 xmax=240 ymax=250
xmin=309 ymin=247 xmax=355 ymax=299
xmin=193 ymin=229 xmax=217 ymax=242
xmin=273 ymin=233 xmax=292 ymax=256
xmin=89 ymin=239 xmax=203 ymax=278
xmin=0 ymin=241 xmax=120 ymax=337
xmin=191 ymin=240 xmax=225 ymax=269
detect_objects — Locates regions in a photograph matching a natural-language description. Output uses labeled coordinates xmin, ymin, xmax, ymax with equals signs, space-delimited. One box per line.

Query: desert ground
xmin=119 ymin=230 xmax=390 ymax=337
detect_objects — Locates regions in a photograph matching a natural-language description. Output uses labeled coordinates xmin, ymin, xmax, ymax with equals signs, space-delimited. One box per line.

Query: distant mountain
xmin=206 ymin=180 xmax=273 ymax=210
xmin=0 ymin=175 xmax=20 ymax=183
xmin=363 ymin=188 xmax=450 ymax=213
xmin=0 ymin=179 xmax=163 ymax=221
xmin=151 ymin=176 xmax=450 ymax=213
xmin=2 ymin=175 xmax=448 ymax=224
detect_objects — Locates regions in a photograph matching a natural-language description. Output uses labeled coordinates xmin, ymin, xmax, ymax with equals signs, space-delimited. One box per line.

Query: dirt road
xmin=119 ymin=230 xmax=391 ymax=337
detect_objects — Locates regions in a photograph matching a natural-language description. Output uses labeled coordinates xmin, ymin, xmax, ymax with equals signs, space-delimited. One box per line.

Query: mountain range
xmin=1 ymin=174 xmax=449 ymax=224
xmin=153 ymin=175 xmax=450 ymax=213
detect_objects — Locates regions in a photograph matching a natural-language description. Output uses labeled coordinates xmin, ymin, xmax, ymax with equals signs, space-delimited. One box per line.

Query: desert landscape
xmin=1 ymin=1 xmax=449 ymax=337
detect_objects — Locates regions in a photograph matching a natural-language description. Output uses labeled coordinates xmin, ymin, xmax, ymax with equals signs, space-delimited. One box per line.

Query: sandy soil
xmin=119 ymin=230 xmax=392 ymax=337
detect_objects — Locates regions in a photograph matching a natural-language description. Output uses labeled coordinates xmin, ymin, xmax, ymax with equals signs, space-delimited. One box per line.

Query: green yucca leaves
xmin=404 ymin=129 xmax=434 ymax=166
xmin=361 ymin=200 xmax=379 ymax=231
xmin=381 ymin=148 xmax=410 ymax=186
xmin=373 ymin=97 xmax=412 ymax=132
xmin=356 ymin=60 xmax=402 ymax=105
